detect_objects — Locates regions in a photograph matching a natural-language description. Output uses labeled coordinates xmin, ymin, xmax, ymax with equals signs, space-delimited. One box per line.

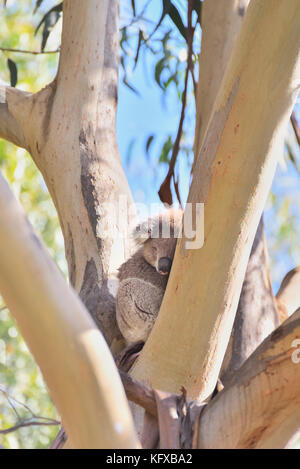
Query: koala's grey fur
xmin=116 ymin=209 xmax=183 ymax=345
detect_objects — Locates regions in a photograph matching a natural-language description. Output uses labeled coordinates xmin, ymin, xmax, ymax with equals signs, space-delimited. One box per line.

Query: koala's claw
xmin=116 ymin=341 xmax=144 ymax=372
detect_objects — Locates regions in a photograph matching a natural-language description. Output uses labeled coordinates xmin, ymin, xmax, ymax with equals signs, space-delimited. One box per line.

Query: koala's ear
xmin=132 ymin=220 xmax=153 ymax=245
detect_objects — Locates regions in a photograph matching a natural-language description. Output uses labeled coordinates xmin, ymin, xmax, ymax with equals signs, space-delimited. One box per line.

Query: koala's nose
xmin=158 ymin=257 xmax=172 ymax=275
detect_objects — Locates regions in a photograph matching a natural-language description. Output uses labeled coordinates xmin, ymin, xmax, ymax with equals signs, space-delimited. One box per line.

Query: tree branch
xmin=221 ymin=217 xmax=280 ymax=384
xmin=0 ymin=84 xmax=29 ymax=149
xmin=120 ymin=370 xmax=157 ymax=418
xmin=158 ymin=0 xmax=195 ymax=207
xmin=0 ymin=418 xmax=60 ymax=435
xmin=197 ymin=309 xmax=300 ymax=448
xmin=0 ymin=171 xmax=139 ymax=449
xmin=193 ymin=0 xmax=250 ymax=164
xmin=291 ymin=111 xmax=300 ymax=147
xmin=0 ymin=47 xmax=60 ymax=55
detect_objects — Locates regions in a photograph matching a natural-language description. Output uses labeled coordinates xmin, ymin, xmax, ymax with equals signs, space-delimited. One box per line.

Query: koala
xmin=116 ymin=209 xmax=183 ymax=345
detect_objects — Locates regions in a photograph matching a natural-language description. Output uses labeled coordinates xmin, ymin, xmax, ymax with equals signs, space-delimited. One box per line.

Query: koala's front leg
xmin=116 ymin=278 xmax=165 ymax=345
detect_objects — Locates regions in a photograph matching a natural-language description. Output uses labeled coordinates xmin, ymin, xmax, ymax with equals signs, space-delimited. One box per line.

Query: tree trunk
xmin=0 ymin=172 xmax=138 ymax=448
xmin=0 ymin=0 xmax=134 ymax=346
xmin=0 ymin=0 xmax=299 ymax=449
xmin=132 ymin=0 xmax=300 ymax=402
xmin=194 ymin=0 xmax=282 ymax=387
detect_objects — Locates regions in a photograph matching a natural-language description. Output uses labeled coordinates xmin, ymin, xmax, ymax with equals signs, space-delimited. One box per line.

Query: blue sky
xmin=117 ymin=0 xmax=192 ymax=207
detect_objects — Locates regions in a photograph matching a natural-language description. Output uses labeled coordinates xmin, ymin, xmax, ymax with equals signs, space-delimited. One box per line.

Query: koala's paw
xmin=116 ymin=277 xmax=164 ymax=345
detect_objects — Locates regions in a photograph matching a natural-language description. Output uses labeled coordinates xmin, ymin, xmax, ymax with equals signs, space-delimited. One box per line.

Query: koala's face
xmin=133 ymin=209 xmax=183 ymax=276
xmin=143 ymin=236 xmax=178 ymax=276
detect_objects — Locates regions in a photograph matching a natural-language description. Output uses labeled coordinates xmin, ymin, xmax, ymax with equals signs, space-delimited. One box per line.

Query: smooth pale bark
xmin=195 ymin=0 xmax=282 ymax=385
xmin=221 ymin=218 xmax=280 ymax=383
xmin=0 ymin=84 xmax=28 ymax=149
xmin=0 ymin=173 xmax=139 ymax=449
xmin=197 ymin=309 xmax=300 ymax=449
xmin=0 ymin=0 xmax=134 ymax=346
xmin=0 ymin=0 xmax=137 ymax=448
xmin=194 ymin=0 xmax=250 ymax=162
xmin=132 ymin=0 xmax=300 ymax=400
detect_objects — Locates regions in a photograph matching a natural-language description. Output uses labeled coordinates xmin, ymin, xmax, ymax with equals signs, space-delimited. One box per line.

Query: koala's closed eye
xmin=116 ymin=209 xmax=183 ymax=345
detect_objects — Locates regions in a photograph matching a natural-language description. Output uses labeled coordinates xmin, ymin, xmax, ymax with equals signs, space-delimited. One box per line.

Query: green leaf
xmin=145 ymin=135 xmax=155 ymax=159
xmin=134 ymin=30 xmax=143 ymax=69
xmin=126 ymin=138 xmax=136 ymax=164
xmin=120 ymin=55 xmax=125 ymax=72
xmin=35 ymin=3 xmax=63 ymax=34
xmin=35 ymin=3 xmax=63 ymax=51
xmin=34 ymin=0 xmax=44 ymax=14
xmin=159 ymin=136 xmax=173 ymax=163
xmin=286 ymin=141 xmax=300 ymax=175
xmin=152 ymin=1 xmax=186 ymax=41
xmin=123 ymin=76 xmax=139 ymax=95
xmin=166 ymin=1 xmax=187 ymax=40
xmin=164 ymin=73 xmax=177 ymax=90
xmin=120 ymin=27 xmax=129 ymax=57
xmin=154 ymin=57 xmax=167 ymax=90
xmin=193 ymin=0 xmax=202 ymax=25
xmin=7 ymin=59 xmax=17 ymax=87
xmin=131 ymin=0 xmax=136 ymax=17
